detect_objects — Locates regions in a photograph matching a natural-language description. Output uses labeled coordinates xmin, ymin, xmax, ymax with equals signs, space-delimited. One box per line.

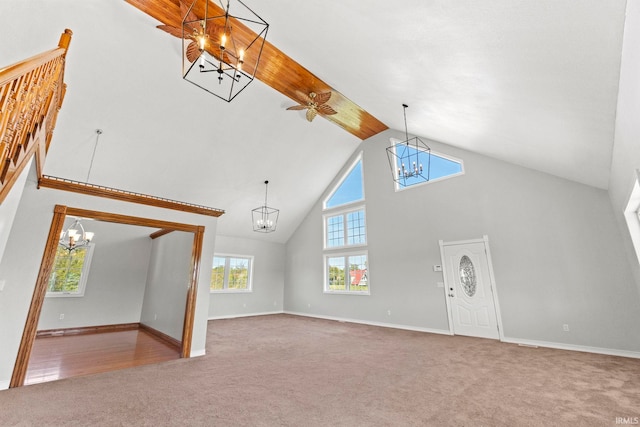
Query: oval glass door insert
xmin=459 ymin=255 xmax=477 ymax=297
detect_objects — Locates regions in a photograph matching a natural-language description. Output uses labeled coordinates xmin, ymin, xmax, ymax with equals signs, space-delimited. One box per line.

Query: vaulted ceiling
xmin=0 ymin=1 xmax=627 ymax=243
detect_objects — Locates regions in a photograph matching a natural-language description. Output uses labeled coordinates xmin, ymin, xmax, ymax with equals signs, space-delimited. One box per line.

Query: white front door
xmin=441 ymin=238 xmax=500 ymax=340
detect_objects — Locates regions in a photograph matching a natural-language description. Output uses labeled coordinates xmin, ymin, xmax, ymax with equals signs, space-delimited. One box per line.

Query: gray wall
xmin=0 ymin=159 xmax=31 ymax=268
xmin=610 ymin=0 xmax=640 ymax=292
xmin=285 ymin=129 xmax=640 ymax=352
xmin=208 ymin=235 xmax=285 ymax=318
xmin=0 ymin=164 xmax=217 ymax=389
xmin=38 ymin=220 xmax=153 ymax=330
xmin=140 ymin=231 xmax=193 ymax=341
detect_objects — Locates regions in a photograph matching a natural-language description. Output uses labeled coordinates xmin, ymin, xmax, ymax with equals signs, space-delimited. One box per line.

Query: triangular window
xmin=324 ymin=155 xmax=364 ymax=209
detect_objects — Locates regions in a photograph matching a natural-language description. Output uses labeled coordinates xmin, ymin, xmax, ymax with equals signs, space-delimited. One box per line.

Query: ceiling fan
xmin=287 ymin=91 xmax=337 ymax=122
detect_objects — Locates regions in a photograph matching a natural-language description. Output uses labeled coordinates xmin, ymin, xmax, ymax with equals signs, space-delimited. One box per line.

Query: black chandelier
xmin=252 ymin=180 xmax=279 ymax=233
xmin=386 ymin=104 xmax=431 ymax=187
xmin=182 ymin=0 xmax=269 ymax=102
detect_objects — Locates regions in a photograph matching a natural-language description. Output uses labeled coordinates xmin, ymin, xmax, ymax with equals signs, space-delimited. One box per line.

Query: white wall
xmin=38 ymin=220 xmax=153 ymax=330
xmin=140 ymin=231 xmax=193 ymax=341
xmin=0 ymin=159 xmax=31 ymax=268
xmin=0 ymin=164 xmax=217 ymax=389
xmin=208 ymin=235 xmax=284 ymax=318
xmin=285 ymin=129 xmax=640 ymax=353
xmin=610 ymin=0 xmax=640 ymax=292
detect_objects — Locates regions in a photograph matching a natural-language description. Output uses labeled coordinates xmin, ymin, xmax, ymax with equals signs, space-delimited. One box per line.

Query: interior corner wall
xmin=38 ymin=220 xmax=153 ymax=330
xmin=609 ymin=0 xmax=640 ymax=292
xmin=140 ymin=231 xmax=193 ymax=341
xmin=0 ymin=163 xmax=217 ymax=389
xmin=208 ymin=235 xmax=285 ymax=319
xmin=284 ymin=129 xmax=640 ymax=353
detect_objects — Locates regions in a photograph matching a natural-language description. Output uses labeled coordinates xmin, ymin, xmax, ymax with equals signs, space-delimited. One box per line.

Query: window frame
xmin=323 ymin=250 xmax=370 ymax=295
xmin=45 ymin=243 xmax=95 ymax=298
xmin=624 ymin=170 xmax=640 ymax=265
xmin=210 ymin=253 xmax=254 ymax=293
xmin=323 ymin=206 xmax=367 ymax=250
xmin=323 ymin=152 xmax=365 ymax=210
xmin=389 ymin=138 xmax=465 ymax=192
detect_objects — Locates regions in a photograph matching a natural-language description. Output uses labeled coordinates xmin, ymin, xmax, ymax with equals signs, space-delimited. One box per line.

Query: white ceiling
xmin=0 ymin=0 xmax=627 ymax=243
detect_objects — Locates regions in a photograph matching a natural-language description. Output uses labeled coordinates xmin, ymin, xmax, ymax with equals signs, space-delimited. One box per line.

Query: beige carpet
xmin=0 ymin=314 xmax=638 ymax=426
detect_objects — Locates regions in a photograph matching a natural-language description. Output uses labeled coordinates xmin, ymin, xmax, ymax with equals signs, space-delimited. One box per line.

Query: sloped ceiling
xmin=0 ymin=0 xmax=627 ymax=243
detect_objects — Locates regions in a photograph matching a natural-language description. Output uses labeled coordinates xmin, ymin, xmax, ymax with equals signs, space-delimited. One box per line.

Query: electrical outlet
xmin=59 ymin=314 xmax=65 ymax=320
xmin=562 ymin=324 xmax=570 ymax=332
xmin=307 ymin=303 xmax=311 ymax=308
xmin=387 ymin=310 xmax=391 ymax=316
xmin=154 ymin=313 xmax=157 ymax=321
xmin=0 ymin=280 xmax=5 ymax=292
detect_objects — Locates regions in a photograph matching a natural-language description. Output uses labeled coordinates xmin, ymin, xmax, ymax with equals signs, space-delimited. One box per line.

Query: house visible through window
xmin=46 ymin=244 xmax=95 ymax=297
xmin=323 ymin=153 xmax=370 ymax=294
xmin=211 ymin=254 xmax=253 ymax=292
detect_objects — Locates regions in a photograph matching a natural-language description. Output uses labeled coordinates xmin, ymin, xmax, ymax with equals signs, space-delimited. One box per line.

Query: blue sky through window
xmin=325 ymin=159 xmax=363 ymax=208
xmin=395 ymin=146 xmax=463 ymax=188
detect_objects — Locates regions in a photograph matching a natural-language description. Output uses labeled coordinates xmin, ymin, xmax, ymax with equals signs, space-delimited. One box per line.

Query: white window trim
xmin=323 ymin=152 xmax=365 ymax=210
xmin=323 ymin=206 xmax=367 ymax=250
xmin=389 ymin=138 xmax=465 ymax=192
xmin=46 ymin=243 xmax=95 ymax=298
xmin=210 ymin=253 xmax=254 ymax=293
xmin=323 ymin=250 xmax=370 ymax=295
xmin=624 ymin=170 xmax=640 ymax=265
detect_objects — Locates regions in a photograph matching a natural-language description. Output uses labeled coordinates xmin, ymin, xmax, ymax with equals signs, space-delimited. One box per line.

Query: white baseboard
xmin=502 ymin=337 xmax=640 ymax=359
xmin=284 ymin=311 xmax=452 ymax=336
xmin=208 ymin=310 xmax=283 ymax=321
xmin=189 ymin=349 xmax=206 ymax=358
xmin=0 ymin=379 xmax=9 ymax=391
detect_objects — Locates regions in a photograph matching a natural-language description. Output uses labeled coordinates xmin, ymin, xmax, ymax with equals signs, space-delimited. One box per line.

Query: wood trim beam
xmin=124 ymin=0 xmax=388 ymax=140
xmin=38 ymin=175 xmax=225 ymax=218
xmin=181 ymin=225 xmax=204 ymax=358
xmin=10 ymin=205 xmax=67 ymax=388
xmin=150 ymin=228 xmax=174 ymax=239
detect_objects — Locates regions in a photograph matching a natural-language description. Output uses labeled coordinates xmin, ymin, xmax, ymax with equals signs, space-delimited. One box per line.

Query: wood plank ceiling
xmin=125 ymin=0 xmax=388 ymax=140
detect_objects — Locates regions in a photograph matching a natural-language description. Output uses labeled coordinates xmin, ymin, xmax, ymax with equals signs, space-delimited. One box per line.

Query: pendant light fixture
xmin=386 ymin=104 xmax=431 ymax=187
xmin=252 ymin=180 xmax=279 ymax=233
xmin=182 ymin=0 xmax=269 ymax=102
xmin=59 ymin=218 xmax=94 ymax=252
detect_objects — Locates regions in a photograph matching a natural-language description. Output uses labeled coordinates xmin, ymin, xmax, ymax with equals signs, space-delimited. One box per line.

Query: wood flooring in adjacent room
xmin=25 ymin=329 xmax=181 ymax=385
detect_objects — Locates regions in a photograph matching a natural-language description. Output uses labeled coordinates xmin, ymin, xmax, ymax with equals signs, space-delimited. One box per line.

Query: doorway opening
xmin=10 ymin=205 xmax=205 ymax=387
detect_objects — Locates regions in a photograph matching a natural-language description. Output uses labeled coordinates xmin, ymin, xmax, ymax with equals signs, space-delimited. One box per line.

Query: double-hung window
xmin=323 ymin=153 xmax=369 ymax=294
xmin=46 ymin=244 xmax=95 ymax=297
xmin=211 ymin=254 xmax=253 ymax=292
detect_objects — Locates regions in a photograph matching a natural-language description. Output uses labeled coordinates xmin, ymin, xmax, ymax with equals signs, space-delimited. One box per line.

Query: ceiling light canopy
xmin=386 ymin=104 xmax=431 ymax=187
xmin=252 ymin=180 xmax=278 ymax=233
xmin=182 ymin=0 xmax=269 ymax=102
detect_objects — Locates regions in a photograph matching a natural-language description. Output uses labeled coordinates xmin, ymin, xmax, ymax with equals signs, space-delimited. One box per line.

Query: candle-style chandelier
xmin=252 ymin=180 xmax=279 ymax=233
xmin=59 ymin=218 xmax=94 ymax=252
xmin=182 ymin=0 xmax=269 ymax=102
xmin=386 ymin=104 xmax=431 ymax=187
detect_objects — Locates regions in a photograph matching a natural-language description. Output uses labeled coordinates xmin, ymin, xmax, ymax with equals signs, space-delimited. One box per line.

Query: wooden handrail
xmin=0 ymin=29 xmax=72 ymax=204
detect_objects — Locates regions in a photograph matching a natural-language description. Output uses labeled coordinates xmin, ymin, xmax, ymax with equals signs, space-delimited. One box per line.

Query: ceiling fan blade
xmin=317 ymin=105 xmax=338 ymax=116
xmin=186 ymin=41 xmax=201 ymax=63
xmin=314 ymin=92 xmax=332 ymax=105
xmin=306 ymin=108 xmax=318 ymax=122
xmin=286 ymin=105 xmax=307 ymax=111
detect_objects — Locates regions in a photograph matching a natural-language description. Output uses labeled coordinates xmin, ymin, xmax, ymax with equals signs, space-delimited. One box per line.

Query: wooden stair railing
xmin=0 ymin=29 xmax=72 ymax=204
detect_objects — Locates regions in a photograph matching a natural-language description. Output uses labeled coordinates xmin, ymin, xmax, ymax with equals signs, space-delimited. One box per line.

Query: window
xmin=323 ymin=152 xmax=370 ymax=294
xmin=624 ymin=170 xmax=640 ymax=264
xmin=210 ymin=254 xmax=253 ymax=292
xmin=325 ymin=208 xmax=367 ymax=248
xmin=46 ymin=244 xmax=95 ymax=297
xmin=325 ymin=252 xmax=369 ymax=294
xmin=389 ymin=139 xmax=464 ymax=190
xmin=324 ymin=155 xmax=364 ymax=209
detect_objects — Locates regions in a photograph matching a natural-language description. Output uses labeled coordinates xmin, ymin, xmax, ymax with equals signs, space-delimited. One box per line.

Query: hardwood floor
xmin=25 ymin=329 xmax=181 ymax=385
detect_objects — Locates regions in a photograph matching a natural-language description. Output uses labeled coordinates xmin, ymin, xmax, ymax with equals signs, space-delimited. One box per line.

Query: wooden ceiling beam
xmin=125 ymin=0 xmax=388 ymax=140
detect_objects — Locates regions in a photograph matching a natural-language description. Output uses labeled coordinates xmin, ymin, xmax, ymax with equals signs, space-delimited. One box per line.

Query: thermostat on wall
xmin=433 ymin=265 xmax=442 ymax=272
